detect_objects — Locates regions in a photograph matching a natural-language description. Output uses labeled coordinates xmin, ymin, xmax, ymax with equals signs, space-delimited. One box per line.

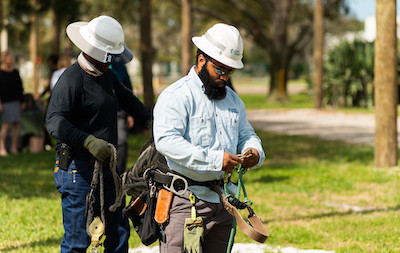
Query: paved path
xmin=247 ymin=108 xmax=400 ymax=147
xmin=129 ymin=243 xmax=333 ymax=253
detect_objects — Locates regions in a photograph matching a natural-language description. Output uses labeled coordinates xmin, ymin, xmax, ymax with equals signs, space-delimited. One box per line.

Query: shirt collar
xmin=188 ymin=66 xmax=205 ymax=91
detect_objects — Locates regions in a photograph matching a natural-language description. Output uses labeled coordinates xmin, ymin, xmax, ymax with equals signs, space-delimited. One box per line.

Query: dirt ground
xmin=247 ymin=108 xmax=383 ymax=147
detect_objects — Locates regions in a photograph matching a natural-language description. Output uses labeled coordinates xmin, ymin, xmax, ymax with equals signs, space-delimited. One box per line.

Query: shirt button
xmin=220 ymin=131 xmax=222 ymax=134
xmin=216 ymin=113 xmax=218 ymax=116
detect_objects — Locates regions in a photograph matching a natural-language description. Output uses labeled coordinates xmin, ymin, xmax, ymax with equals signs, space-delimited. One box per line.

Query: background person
xmin=49 ymin=56 xmax=71 ymax=91
xmin=0 ymin=50 xmax=25 ymax=156
xmin=46 ymin=15 xmax=151 ymax=253
xmin=153 ymin=23 xmax=265 ymax=252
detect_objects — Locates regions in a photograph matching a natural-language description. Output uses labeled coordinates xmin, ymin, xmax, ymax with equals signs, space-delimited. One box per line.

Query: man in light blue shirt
xmin=153 ymin=23 xmax=265 ymax=253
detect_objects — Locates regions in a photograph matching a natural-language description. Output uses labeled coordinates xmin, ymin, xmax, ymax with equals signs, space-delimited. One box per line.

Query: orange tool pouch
xmin=154 ymin=188 xmax=173 ymax=224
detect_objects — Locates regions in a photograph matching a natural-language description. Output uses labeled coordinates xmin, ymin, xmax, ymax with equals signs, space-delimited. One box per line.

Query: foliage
xmin=191 ymin=0 xmax=349 ymax=99
xmin=50 ymin=0 xmax=80 ymax=23
xmin=324 ymin=40 xmax=374 ymax=108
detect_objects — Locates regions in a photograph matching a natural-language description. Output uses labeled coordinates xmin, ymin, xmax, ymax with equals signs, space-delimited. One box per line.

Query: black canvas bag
xmin=123 ymin=190 xmax=160 ymax=246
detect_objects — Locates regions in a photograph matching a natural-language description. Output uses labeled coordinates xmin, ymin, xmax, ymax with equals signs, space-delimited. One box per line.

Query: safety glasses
xmin=209 ymin=60 xmax=234 ymax=76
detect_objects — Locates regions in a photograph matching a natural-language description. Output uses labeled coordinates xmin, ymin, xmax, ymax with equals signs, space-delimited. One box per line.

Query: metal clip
xmin=150 ymin=184 xmax=157 ymax=198
xmin=90 ymin=246 xmax=99 ymax=253
xmin=143 ymin=167 xmax=153 ymax=181
xmin=163 ymin=172 xmax=188 ymax=196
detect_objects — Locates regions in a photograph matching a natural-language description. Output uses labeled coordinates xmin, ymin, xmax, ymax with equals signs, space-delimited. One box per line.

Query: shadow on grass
xmin=0 ymin=151 xmax=56 ymax=199
xmin=1 ymin=236 xmax=62 ymax=252
xmin=253 ymin=175 xmax=290 ymax=183
xmin=264 ymin=205 xmax=400 ymax=223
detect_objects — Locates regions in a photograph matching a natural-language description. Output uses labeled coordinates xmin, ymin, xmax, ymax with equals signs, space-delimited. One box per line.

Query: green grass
xmin=0 ymin=131 xmax=399 ymax=252
xmin=239 ymin=92 xmax=314 ymax=110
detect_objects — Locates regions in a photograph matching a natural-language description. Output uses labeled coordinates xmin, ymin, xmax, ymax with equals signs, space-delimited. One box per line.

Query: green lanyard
xmin=224 ymin=164 xmax=250 ymax=253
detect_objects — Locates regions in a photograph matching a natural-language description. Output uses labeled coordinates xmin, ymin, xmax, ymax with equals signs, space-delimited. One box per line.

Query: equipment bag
xmin=123 ymin=190 xmax=160 ymax=246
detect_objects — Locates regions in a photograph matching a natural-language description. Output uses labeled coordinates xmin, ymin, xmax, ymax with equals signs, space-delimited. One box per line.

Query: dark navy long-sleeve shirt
xmin=0 ymin=69 xmax=24 ymax=103
xmin=46 ymin=62 xmax=151 ymax=159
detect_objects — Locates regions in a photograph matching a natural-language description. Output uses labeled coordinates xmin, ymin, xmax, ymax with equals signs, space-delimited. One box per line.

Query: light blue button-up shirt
xmin=153 ymin=66 xmax=265 ymax=203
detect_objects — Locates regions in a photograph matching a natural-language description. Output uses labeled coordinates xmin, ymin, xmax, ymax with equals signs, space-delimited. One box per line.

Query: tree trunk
xmin=374 ymin=0 xmax=398 ymax=168
xmin=268 ymin=53 xmax=289 ymax=101
xmin=0 ymin=0 xmax=3 ymax=54
xmin=181 ymin=0 xmax=192 ymax=75
xmin=30 ymin=0 xmax=38 ymax=97
xmin=140 ymin=0 xmax=154 ymax=111
xmin=267 ymin=0 xmax=290 ymax=101
xmin=313 ymin=0 xmax=324 ymax=109
xmin=51 ymin=10 xmax=61 ymax=56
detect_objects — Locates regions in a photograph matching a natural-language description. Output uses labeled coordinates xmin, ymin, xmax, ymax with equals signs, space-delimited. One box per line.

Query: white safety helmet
xmin=192 ymin=23 xmax=244 ymax=69
xmin=66 ymin=15 xmax=133 ymax=64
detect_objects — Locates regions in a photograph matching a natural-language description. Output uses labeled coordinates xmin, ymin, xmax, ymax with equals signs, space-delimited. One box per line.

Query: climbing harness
xmin=86 ymin=143 xmax=123 ymax=253
xmin=120 ymin=137 xmax=268 ymax=251
xmin=218 ymin=163 xmax=269 ymax=253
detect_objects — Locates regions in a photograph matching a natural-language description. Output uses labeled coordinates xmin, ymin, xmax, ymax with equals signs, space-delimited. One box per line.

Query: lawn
xmin=0 ymin=130 xmax=399 ymax=252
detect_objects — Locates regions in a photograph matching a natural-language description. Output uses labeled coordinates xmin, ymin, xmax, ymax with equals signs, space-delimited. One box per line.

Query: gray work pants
xmin=159 ymin=190 xmax=234 ymax=253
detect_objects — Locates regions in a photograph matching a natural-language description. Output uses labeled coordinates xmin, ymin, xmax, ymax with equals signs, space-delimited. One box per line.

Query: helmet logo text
xmin=230 ymin=49 xmax=240 ymax=56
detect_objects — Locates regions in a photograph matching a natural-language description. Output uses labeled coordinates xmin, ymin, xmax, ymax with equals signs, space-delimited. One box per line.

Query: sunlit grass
xmin=0 ymin=132 xmax=399 ymax=252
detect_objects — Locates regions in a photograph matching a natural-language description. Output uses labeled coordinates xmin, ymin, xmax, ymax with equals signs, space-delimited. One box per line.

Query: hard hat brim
xmin=111 ymin=45 xmax=133 ymax=64
xmin=192 ymin=36 xmax=244 ymax=69
xmin=67 ymin=21 xmax=132 ymax=64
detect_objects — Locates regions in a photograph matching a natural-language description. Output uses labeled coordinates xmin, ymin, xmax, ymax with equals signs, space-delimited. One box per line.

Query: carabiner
xmin=163 ymin=172 xmax=188 ymax=196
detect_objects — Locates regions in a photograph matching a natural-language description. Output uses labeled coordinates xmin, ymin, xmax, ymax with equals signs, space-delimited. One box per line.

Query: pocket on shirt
xmin=226 ymin=110 xmax=240 ymax=138
xmin=190 ymin=116 xmax=212 ymax=146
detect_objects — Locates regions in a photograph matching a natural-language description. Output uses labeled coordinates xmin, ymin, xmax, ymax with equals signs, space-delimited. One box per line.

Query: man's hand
xmin=222 ymin=151 xmax=241 ymax=174
xmin=83 ymin=134 xmax=111 ymax=162
xmin=239 ymin=148 xmax=260 ymax=169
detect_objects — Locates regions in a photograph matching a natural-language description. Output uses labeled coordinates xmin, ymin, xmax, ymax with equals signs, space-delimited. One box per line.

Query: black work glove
xmin=83 ymin=134 xmax=111 ymax=162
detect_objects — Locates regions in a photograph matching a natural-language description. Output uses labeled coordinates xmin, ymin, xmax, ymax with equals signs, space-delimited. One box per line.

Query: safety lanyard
xmin=224 ymin=164 xmax=248 ymax=253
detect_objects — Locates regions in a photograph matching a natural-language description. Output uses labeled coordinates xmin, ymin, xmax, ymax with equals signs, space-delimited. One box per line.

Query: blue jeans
xmin=54 ymin=159 xmax=129 ymax=253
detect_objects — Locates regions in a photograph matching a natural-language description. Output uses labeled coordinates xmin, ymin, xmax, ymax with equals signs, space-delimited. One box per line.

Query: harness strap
xmin=146 ymin=168 xmax=223 ymax=189
xmin=212 ymin=185 xmax=269 ymax=243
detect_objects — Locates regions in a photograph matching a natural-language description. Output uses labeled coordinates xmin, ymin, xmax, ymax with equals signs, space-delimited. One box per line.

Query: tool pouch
xmin=154 ymin=189 xmax=173 ymax=224
xmin=122 ymin=190 xmax=160 ymax=246
xmin=58 ymin=143 xmax=71 ymax=171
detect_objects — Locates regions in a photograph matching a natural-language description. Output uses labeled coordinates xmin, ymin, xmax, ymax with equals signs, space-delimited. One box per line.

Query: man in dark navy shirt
xmin=46 ymin=15 xmax=151 ymax=253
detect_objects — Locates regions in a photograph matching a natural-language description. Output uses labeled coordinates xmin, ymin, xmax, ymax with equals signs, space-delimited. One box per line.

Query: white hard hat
xmin=192 ymin=23 xmax=244 ymax=69
xmin=66 ymin=15 xmax=133 ymax=64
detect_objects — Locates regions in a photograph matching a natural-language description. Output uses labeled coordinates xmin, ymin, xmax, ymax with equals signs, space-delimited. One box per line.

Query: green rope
xmin=224 ymin=164 xmax=248 ymax=253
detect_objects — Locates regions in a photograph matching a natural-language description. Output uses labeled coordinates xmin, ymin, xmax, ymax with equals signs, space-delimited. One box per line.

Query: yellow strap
xmin=189 ymin=193 xmax=196 ymax=221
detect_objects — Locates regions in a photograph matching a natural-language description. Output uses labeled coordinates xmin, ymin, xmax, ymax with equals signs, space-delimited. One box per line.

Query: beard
xmin=198 ymin=64 xmax=227 ymax=100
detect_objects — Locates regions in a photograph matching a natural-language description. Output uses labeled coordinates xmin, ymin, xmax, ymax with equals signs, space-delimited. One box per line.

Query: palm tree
xmin=374 ymin=0 xmax=398 ymax=168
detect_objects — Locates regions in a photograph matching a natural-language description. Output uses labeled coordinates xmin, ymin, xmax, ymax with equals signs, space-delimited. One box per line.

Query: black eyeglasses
xmin=209 ymin=60 xmax=234 ymax=76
